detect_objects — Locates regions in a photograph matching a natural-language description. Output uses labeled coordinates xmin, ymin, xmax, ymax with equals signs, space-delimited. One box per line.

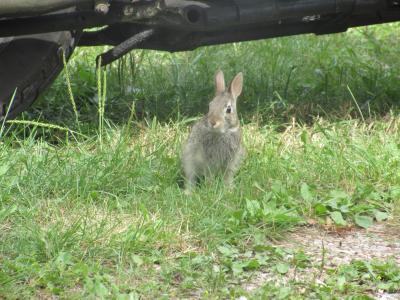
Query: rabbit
xmin=181 ymin=70 xmax=245 ymax=194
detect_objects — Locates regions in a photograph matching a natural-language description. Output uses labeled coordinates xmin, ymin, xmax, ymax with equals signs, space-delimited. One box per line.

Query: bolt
xmin=123 ymin=5 xmax=135 ymax=16
xmin=95 ymin=1 xmax=110 ymax=14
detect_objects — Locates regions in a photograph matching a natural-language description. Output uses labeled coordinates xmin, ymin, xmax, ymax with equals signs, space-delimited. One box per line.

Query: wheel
xmin=0 ymin=30 xmax=80 ymax=120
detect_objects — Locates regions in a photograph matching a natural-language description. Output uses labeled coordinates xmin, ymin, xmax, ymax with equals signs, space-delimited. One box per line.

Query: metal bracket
xmin=96 ymin=28 xmax=155 ymax=66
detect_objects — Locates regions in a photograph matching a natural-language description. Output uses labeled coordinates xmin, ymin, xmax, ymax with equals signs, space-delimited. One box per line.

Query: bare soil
xmin=278 ymin=223 xmax=400 ymax=267
xmin=243 ymin=222 xmax=400 ymax=298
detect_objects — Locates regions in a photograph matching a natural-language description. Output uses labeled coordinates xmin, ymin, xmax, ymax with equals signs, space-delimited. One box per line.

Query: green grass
xmin=1 ymin=24 xmax=400 ymax=298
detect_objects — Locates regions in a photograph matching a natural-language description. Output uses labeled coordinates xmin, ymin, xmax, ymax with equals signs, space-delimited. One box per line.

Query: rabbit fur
xmin=182 ymin=70 xmax=245 ymax=194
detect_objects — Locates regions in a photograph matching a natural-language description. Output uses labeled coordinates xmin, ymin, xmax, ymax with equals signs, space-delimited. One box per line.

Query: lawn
xmin=0 ymin=23 xmax=399 ymax=299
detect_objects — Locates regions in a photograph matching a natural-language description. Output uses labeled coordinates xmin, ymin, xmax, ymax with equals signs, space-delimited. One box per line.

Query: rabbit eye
xmin=226 ymin=106 xmax=232 ymax=114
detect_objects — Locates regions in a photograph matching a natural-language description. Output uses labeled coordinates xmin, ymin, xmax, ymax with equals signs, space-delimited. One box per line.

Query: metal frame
xmin=1 ymin=0 xmax=400 ymax=65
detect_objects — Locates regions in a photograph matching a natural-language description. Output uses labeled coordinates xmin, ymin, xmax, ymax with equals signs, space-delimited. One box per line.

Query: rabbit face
xmin=206 ymin=70 xmax=243 ymax=133
xmin=207 ymin=93 xmax=237 ymax=133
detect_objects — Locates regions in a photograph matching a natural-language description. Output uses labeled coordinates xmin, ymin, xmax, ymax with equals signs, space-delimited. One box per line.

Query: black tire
xmin=0 ymin=30 xmax=80 ymax=120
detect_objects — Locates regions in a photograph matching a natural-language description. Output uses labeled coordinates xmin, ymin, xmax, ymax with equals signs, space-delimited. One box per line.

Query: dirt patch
xmin=243 ymin=223 xmax=400 ymax=297
xmin=278 ymin=223 xmax=400 ymax=267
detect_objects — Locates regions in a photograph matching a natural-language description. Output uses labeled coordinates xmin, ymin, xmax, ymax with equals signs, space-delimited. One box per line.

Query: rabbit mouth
xmin=208 ymin=123 xmax=226 ymax=134
xmin=208 ymin=119 xmax=223 ymax=129
xmin=213 ymin=128 xmax=226 ymax=134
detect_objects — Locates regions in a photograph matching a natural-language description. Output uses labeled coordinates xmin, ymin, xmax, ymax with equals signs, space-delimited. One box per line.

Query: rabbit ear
xmin=215 ymin=70 xmax=226 ymax=93
xmin=229 ymin=72 xmax=243 ymax=100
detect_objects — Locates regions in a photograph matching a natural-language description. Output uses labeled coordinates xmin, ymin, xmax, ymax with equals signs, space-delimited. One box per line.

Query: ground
xmin=266 ymin=223 xmax=399 ymax=299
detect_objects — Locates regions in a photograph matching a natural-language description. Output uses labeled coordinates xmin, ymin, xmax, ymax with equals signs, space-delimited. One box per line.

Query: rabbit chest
xmin=201 ymin=131 xmax=241 ymax=172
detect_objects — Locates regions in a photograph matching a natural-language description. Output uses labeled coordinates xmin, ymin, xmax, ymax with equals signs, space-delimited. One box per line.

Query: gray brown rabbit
xmin=181 ymin=70 xmax=245 ymax=194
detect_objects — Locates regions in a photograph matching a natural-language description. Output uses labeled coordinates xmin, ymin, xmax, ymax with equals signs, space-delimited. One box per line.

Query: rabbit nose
xmin=210 ymin=120 xmax=221 ymax=128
